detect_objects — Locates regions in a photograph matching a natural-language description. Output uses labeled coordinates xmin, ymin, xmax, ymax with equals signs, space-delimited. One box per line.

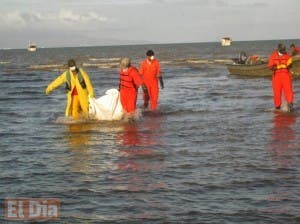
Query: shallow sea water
xmin=0 ymin=41 xmax=300 ymax=223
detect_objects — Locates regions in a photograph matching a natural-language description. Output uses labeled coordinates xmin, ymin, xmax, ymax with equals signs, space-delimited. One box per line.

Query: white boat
xmin=27 ymin=42 xmax=37 ymax=52
xmin=221 ymin=37 xmax=232 ymax=46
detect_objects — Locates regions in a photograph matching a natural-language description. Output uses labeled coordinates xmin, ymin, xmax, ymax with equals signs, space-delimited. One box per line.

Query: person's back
xmin=119 ymin=57 xmax=147 ymax=113
xmin=238 ymin=51 xmax=247 ymax=64
xmin=247 ymin=55 xmax=261 ymax=65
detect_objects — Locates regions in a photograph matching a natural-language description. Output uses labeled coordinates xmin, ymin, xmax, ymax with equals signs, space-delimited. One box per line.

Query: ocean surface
xmin=0 ymin=40 xmax=300 ymax=223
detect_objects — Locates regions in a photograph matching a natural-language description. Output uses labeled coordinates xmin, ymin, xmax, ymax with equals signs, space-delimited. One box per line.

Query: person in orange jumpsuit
xmin=119 ymin=57 xmax=148 ymax=114
xmin=290 ymin=43 xmax=300 ymax=56
xmin=268 ymin=44 xmax=294 ymax=112
xmin=139 ymin=50 xmax=163 ymax=110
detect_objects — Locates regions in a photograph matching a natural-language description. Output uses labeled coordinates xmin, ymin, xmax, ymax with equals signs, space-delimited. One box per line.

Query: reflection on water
xmin=115 ymin=114 xmax=166 ymax=186
xmin=66 ymin=123 xmax=95 ymax=174
xmin=268 ymin=112 xmax=297 ymax=168
xmin=66 ymin=123 xmax=93 ymax=148
xmin=262 ymin=112 xmax=300 ymax=218
xmin=63 ymin=115 xmax=167 ymax=206
xmin=112 ymin=114 xmax=167 ymax=220
xmin=117 ymin=122 xmax=142 ymax=147
xmin=117 ymin=113 xmax=164 ymax=147
xmin=3 ymin=42 xmax=300 ymax=222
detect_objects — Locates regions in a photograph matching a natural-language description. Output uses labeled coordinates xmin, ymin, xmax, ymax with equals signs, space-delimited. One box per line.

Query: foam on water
xmin=54 ymin=108 xmax=143 ymax=125
xmin=0 ymin=61 xmax=10 ymax=64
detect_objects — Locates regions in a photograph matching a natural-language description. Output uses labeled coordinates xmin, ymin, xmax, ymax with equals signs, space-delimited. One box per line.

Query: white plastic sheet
xmin=89 ymin=89 xmax=124 ymax=121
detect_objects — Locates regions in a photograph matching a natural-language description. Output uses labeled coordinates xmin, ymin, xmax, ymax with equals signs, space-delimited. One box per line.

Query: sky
xmin=1 ymin=0 xmax=300 ymax=48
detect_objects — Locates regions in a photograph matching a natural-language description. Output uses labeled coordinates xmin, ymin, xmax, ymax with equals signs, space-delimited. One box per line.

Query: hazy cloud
xmin=58 ymin=10 xmax=108 ymax=24
xmin=1 ymin=0 xmax=300 ymax=48
xmin=0 ymin=11 xmax=27 ymax=29
xmin=0 ymin=10 xmax=108 ymax=30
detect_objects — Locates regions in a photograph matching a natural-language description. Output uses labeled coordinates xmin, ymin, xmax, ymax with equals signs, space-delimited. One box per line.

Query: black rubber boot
xmin=288 ymin=103 xmax=294 ymax=112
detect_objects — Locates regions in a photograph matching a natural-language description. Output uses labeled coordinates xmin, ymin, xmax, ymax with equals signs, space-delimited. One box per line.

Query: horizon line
xmin=1 ymin=38 xmax=299 ymax=50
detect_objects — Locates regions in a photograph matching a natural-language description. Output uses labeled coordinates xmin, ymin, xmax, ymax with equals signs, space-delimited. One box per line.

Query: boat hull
xmin=28 ymin=47 xmax=36 ymax=52
xmin=226 ymin=56 xmax=300 ymax=78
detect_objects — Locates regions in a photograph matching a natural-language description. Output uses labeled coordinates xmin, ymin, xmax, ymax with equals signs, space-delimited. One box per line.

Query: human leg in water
xmin=71 ymin=95 xmax=82 ymax=119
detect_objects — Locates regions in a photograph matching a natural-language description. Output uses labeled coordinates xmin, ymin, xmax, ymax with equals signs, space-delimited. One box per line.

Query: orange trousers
xmin=120 ymin=88 xmax=138 ymax=113
xmin=272 ymin=73 xmax=294 ymax=107
xmin=143 ymin=79 xmax=159 ymax=110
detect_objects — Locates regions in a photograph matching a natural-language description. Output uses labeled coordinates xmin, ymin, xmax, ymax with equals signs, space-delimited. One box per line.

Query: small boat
xmin=221 ymin=37 xmax=232 ymax=46
xmin=27 ymin=43 xmax=37 ymax=52
xmin=226 ymin=55 xmax=300 ymax=77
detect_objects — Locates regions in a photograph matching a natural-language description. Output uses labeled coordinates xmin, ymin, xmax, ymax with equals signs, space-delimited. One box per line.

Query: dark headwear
xmin=146 ymin=50 xmax=154 ymax=56
xmin=67 ymin=59 xmax=76 ymax=68
xmin=278 ymin=44 xmax=286 ymax=54
xmin=290 ymin=43 xmax=296 ymax=48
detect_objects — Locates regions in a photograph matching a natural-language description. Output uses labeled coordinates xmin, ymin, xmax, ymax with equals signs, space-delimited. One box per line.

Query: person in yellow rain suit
xmin=45 ymin=59 xmax=94 ymax=119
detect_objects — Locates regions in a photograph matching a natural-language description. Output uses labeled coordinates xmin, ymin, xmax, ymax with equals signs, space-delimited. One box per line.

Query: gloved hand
xmin=45 ymin=86 xmax=51 ymax=95
xmin=142 ymin=85 xmax=149 ymax=108
xmin=271 ymin=65 xmax=277 ymax=71
xmin=158 ymin=76 xmax=164 ymax=89
xmin=142 ymin=85 xmax=149 ymax=99
xmin=276 ymin=64 xmax=287 ymax=69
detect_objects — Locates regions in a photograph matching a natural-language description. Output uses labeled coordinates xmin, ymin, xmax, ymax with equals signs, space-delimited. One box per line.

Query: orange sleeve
xmin=139 ymin=61 xmax=145 ymax=75
xmin=131 ymin=67 xmax=143 ymax=87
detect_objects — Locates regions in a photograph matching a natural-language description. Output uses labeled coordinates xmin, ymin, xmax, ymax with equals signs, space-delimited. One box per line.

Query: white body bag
xmin=88 ymin=89 xmax=124 ymax=121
